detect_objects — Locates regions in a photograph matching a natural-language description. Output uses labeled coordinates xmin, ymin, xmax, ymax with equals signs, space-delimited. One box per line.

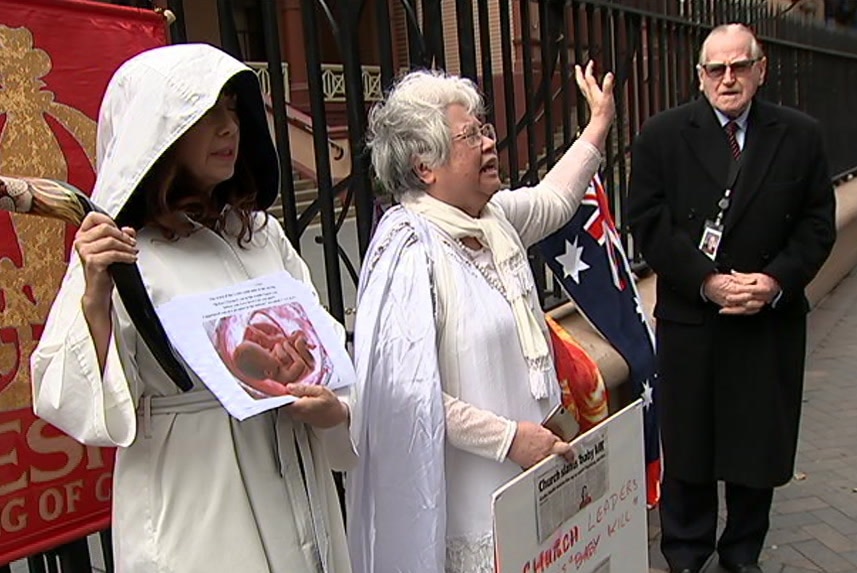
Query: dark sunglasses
xmin=697 ymin=58 xmax=761 ymax=79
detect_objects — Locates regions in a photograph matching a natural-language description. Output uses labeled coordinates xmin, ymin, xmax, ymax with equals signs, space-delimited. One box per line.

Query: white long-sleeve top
xmin=442 ymin=139 xmax=603 ymax=464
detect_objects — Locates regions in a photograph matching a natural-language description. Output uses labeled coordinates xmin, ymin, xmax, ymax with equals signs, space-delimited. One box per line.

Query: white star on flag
xmin=556 ymin=237 xmax=590 ymax=284
xmin=641 ymin=379 xmax=654 ymax=409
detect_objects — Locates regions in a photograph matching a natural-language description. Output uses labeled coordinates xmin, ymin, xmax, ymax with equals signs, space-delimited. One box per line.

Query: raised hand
xmin=574 ymin=60 xmax=615 ymax=152
xmin=575 ymin=60 xmax=615 ymax=125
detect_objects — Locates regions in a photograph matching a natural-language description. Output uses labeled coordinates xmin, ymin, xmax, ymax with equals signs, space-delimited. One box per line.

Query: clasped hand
xmin=703 ymin=271 xmax=781 ymax=315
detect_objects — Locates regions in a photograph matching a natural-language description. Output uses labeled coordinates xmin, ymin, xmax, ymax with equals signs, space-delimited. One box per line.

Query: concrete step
xmin=294 ymin=178 xmax=316 ymax=192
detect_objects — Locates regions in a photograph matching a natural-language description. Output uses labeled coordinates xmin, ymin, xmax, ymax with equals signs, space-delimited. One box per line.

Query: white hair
xmin=366 ymin=69 xmax=485 ymax=198
xmin=698 ymin=23 xmax=765 ymax=64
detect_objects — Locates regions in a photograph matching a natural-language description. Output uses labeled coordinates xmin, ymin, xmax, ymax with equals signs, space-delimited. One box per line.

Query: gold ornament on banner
xmin=0 ymin=25 xmax=98 ymax=411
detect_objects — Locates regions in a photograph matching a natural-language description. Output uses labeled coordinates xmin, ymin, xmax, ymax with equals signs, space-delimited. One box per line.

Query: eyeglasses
xmin=697 ymin=58 xmax=761 ymax=79
xmin=452 ymin=123 xmax=497 ymax=148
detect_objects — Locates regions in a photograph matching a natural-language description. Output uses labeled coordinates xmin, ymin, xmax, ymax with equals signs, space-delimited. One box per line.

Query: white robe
xmin=32 ymin=217 xmax=355 ymax=573
xmin=30 ymin=44 xmax=354 ymax=573
xmin=348 ymin=140 xmax=602 ymax=573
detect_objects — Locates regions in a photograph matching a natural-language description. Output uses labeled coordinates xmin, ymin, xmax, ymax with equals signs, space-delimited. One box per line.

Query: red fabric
xmin=0 ymin=0 xmax=166 ymax=562
xmin=545 ymin=315 xmax=608 ymax=434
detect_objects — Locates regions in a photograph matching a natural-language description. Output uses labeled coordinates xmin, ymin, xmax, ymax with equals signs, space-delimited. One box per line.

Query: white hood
xmin=91 ymin=43 xmax=279 ymax=225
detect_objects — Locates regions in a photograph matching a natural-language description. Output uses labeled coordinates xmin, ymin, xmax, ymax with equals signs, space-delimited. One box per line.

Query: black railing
xmin=243 ymin=0 xmax=857 ymax=310
xmin=8 ymin=0 xmax=857 ymax=570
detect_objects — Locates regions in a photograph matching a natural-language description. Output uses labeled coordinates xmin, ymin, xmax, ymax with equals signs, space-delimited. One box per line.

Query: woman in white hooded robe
xmin=31 ymin=44 xmax=354 ymax=573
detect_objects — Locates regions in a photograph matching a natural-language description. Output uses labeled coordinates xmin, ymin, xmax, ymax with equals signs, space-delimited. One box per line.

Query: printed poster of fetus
xmin=205 ymin=304 xmax=331 ymax=400
xmin=157 ymin=271 xmax=356 ymax=420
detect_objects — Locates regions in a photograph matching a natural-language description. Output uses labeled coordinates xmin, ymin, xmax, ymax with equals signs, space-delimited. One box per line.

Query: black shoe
xmin=670 ymin=569 xmax=700 ymax=573
xmin=720 ymin=561 xmax=763 ymax=573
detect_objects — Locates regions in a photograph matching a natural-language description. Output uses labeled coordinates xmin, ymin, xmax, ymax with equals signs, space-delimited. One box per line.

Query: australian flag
xmin=538 ymin=174 xmax=661 ymax=507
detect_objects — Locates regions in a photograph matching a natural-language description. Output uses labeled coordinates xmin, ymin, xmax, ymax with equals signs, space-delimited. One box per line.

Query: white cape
xmin=347 ymin=208 xmax=448 ymax=573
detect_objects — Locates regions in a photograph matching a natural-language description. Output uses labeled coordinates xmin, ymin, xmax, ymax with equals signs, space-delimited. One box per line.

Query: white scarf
xmin=400 ymin=191 xmax=552 ymax=399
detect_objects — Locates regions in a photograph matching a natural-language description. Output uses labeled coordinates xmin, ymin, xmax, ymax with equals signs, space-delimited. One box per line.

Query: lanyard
xmin=712 ymin=157 xmax=743 ymax=227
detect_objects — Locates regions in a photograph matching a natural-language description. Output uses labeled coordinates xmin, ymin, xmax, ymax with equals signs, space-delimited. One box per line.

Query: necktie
xmin=725 ymin=120 xmax=741 ymax=161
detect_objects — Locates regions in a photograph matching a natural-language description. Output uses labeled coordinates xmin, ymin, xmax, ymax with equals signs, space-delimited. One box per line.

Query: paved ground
xmin=649 ymin=266 xmax=857 ymax=573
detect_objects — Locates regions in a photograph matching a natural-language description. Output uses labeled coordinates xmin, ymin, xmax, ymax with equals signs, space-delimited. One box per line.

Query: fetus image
xmin=208 ymin=304 xmax=330 ymax=399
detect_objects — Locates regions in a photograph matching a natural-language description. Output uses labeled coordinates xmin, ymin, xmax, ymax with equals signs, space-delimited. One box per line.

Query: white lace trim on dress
xmin=446 ymin=532 xmax=495 ymax=573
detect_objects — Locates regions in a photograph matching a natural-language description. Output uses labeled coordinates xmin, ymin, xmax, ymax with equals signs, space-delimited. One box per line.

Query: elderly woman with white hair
xmin=347 ymin=64 xmax=614 ymax=573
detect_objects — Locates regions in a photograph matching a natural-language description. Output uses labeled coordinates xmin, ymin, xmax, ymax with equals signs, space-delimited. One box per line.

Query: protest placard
xmin=492 ymin=401 xmax=648 ymax=573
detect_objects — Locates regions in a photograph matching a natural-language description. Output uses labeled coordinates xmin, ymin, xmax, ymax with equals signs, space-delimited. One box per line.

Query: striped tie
xmin=725 ymin=120 xmax=741 ymax=161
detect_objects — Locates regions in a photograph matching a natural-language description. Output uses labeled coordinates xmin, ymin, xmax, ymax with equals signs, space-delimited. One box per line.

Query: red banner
xmin=0 ymin=0 xmax=166 ymax=563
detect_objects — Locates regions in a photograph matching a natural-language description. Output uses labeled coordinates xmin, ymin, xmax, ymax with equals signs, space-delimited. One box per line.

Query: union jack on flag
xmin=538 ymin=174 xmax=662 ymax=506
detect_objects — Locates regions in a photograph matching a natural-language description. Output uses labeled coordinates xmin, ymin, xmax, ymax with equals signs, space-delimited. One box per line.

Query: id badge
xmin=699 ymin=220 xmax=723 ymax=260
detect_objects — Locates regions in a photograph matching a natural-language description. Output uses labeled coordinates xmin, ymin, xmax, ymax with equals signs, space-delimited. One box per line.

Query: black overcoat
xmin=628 ymin=97 xmax=836 ymax=488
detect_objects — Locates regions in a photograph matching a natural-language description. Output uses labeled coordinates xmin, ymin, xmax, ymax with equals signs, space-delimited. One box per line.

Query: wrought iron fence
xmin=233 ymin=0 xmax=857 ymax=311
xmin=246 ymin=61 xmax=291 ymax=101
xmin=7 ymin=0 xmax=857 ymax=570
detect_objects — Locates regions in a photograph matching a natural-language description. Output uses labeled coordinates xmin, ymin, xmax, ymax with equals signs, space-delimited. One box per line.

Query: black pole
xmin=216 ymin=0 xmax=243 ymax=59
xmin=572 ymin=2 xmax=587 ymax=132
xmin=260 ymin=0 xmax=300 ymax=250
xmin=167 ymin=0 xmax=188 ymax=43
xmin=338 ymin=5 xmax=374 ymax=256
xmin=375 ymin=0 xmax=395 ymax=91
xmin=26 ymin=556 xmax=47 ymax=573
xmin=539 ymin=0 xmax=555 ymax=169
xmin=402 ymin=0 xmax=429 ymax=69
xmin=499 ymin=0 xmax=519 ymax=186
xmin=519 ymin=0 xmax=538 ymax=184
xmin=559 ymin=2 xmax=572 ymax=146
xmin=454 ymin=0 xmax=478 ymax=81
xmin=57 ymin=539 xmax=92 ymax=572
xmin=300 ymin=0 xmax=345 ymax=321
xmin=100 ymin=529 xmax=115 ymax=572
xmin=476 ymin=0 xmax=495 ymax=127
xmin=422 ymin=0 xmax=446 ymax=69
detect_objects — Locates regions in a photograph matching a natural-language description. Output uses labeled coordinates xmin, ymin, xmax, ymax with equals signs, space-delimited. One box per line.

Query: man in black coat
xmin=628 ymin=24 xmax=836 ymax=573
